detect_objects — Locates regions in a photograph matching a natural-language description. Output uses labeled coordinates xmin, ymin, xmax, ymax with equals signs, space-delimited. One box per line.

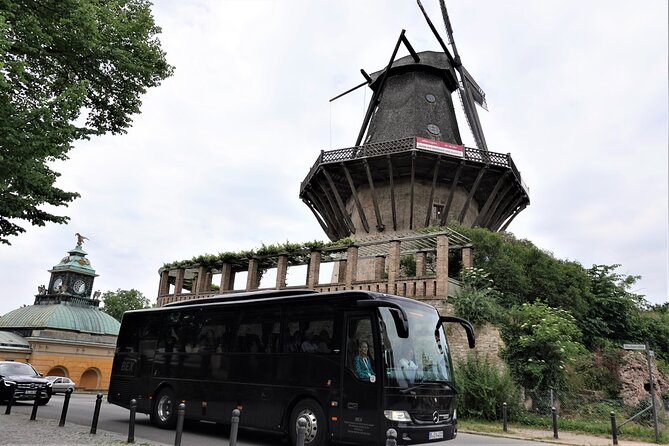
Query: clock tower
xmin=38 ymin=240 xmax=100 ymax=307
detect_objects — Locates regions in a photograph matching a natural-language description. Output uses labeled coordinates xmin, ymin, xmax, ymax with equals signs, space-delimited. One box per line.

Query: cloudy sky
xmin=1 ymin=0 xmax=667 ymax=315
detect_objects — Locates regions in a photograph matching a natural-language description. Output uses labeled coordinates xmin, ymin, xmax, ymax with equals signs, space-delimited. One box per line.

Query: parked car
xmin=0 ymin=361 xmax=51 ymax=405
xmin=45 ymin=376 xmax=75 ymax=394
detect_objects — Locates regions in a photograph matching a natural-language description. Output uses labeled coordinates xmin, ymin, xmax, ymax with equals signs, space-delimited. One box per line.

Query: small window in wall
xmin=432 ymin=204 xmax=444 ymax=223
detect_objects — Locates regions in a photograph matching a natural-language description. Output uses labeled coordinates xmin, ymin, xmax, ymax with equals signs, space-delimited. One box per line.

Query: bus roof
xmin=129 ymin=289 xmax=434 ymax=316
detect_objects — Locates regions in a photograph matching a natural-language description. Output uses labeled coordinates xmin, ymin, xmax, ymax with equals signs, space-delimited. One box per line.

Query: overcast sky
xmin=1 ymin=0 xmax=667 ymax=316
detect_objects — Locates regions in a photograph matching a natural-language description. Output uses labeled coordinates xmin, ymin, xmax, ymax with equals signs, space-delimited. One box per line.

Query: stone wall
xmin=618 ymin=350 xmax=669 ymax=408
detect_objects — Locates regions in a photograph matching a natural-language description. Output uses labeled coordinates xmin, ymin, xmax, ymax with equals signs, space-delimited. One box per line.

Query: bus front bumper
xmin=391 ymin=422 xmax=456 ymax=444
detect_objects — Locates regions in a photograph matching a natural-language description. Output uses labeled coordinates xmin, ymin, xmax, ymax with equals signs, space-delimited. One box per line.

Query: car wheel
xmin=289 ymin=399 xmax=327 ymax=446
xmin=38 ymin=396 xmax=50 ymax=405
xmin=152 ymin=387 xmax=177 ymax=429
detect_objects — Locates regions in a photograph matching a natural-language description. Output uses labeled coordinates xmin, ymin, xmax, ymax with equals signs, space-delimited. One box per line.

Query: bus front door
xmin=340 ymin=313 xmax=381 ymax=444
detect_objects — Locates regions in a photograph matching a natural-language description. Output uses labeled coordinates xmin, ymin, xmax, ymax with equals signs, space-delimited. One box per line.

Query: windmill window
xmin=427 ymin=124 xmax=440 ymax=135
xmin=432 ymin=204 xmax=444 ymax=221
xmin=425 ymin=94 xmax=436 ymax=103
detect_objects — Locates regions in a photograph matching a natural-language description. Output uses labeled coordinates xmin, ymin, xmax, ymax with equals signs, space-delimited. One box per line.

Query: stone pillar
xmin=374 ymin=255 xmax=386 ymax=281
xmin=436 ymin=234 xmax=449 ymax=297
xmin=345 ymin=246 xmax=358 ymax=288
xmin=307 ymin=250 xmax=321 ymax=289
xmin=462 ymin=245 xmax=474 ymax=269
xmin=337 ymin=260 xmax=347 ymax=285
xmin=196 ymin=265 xmax=207 ymax=294
xmin=174 ymin=268 xmax=185 ymax=295
xmin=415 ymin=251 xmax=426 ymax=278
xmin=220 ymin=263 xmax=233 ymax=291
xmin=205 ymin=271 xmax=212 ymax=292
xmin=276 ymin=254 xmax=288 ymax=289
xmin=246 ymin=258 xmax=259 ymax=291
xmin=387 ymin=240 xmax=401 ymax=283
xmin=158 ymin=270 xmax=169 ymax=297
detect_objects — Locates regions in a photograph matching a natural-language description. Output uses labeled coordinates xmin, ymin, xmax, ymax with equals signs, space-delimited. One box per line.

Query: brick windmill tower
xmin=300 ymin=0 xmax=529 ymax=242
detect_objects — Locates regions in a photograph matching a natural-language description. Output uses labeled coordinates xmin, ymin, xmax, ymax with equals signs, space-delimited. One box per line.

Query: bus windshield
xmin=380 ymin=306 xmax=453 ymax=389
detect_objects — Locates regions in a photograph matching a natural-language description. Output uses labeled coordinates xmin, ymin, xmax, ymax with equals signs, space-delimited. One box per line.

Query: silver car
xmin=45 ymin=376 xmax=75 ymax=394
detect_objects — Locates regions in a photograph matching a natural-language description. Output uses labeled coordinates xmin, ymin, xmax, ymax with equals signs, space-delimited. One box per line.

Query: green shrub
xmin=454 ymin=268 xmax=505 ymax=326
xmin=455 ymin=354 xmax=521 ymax=420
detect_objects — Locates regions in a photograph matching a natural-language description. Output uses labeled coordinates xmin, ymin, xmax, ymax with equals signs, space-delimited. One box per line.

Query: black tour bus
xmin=108 ymin=290 xmax=474 ymax=445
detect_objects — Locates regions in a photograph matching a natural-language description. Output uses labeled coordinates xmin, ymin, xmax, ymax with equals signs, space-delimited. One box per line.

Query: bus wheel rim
xmin=158 ymin=395 xmax=172 ymax=422
xmin=296 ymin=409 xmax=319 ymax=443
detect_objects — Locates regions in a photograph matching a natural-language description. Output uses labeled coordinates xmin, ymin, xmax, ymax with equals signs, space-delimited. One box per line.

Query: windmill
xmin=300 ymin=0 xmax=529 ymax=240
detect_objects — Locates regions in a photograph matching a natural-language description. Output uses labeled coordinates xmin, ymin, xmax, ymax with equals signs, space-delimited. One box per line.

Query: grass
xmin=458 ymin=416 xmax=669 ymax=444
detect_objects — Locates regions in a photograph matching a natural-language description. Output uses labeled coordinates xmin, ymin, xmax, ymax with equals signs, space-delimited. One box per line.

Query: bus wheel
xmin=152 ymin=387 xmax=177 ymax=429
xmin=289 ymin=399 xmax=326 ymax=446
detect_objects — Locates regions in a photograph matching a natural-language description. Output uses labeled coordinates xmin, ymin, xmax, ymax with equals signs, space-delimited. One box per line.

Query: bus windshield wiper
xmin=400 ymin=380 xmax=457 ymax=394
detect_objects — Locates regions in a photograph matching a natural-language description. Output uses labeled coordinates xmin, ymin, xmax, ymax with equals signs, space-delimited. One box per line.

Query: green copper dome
xmin=0 ymin=304 xmax=119 ymax=335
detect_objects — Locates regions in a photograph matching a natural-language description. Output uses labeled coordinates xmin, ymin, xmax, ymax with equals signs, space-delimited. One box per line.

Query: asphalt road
xmin=7 ymin=393 xmax=548 ymax=446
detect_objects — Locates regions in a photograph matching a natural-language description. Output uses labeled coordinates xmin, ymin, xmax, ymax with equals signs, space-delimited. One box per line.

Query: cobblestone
xmin=0 ymin=412 xmax=169 ymax=446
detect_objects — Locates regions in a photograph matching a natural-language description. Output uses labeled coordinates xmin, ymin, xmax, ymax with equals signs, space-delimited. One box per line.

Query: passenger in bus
xmin=301 ymin=331 xmax=318 ymax=353
xmin=354 ymin=340 xmax=375 ymax=381
xmin=316 ymin=330 xmax=331 ymax=353
xmin=286 ymin=330 xmax=303 ymax=353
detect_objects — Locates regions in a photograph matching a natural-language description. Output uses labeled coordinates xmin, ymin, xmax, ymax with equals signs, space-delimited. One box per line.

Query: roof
xmin=0 ymin=331 xmax=31 ymax=350
xmin=0 ymin=304 xmax=120 ymax=336
xmin=48 ymin=244 xmax=98 ymax=277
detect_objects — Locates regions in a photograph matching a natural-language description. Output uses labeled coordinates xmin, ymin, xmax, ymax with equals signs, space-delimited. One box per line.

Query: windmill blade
xmin=438 ymin=0 xmax=489 ymax=151
xmin=462 ymin=65 xmax=488 ymax=111
xmin=458 ymin=84 xmax=488 ymax=151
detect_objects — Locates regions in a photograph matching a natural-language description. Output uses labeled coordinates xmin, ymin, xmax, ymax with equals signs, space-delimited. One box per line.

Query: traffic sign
xmin=623 ymin=343 xmax=647 ymax=350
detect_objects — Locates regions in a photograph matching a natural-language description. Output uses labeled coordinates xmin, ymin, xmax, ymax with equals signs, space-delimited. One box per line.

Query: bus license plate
xmin=429 ymin=431 xmax=444 ymax=440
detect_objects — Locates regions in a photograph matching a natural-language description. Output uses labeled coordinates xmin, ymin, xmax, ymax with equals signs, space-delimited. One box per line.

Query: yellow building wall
xmin=28 ymin=340 xmax=115 ymax=390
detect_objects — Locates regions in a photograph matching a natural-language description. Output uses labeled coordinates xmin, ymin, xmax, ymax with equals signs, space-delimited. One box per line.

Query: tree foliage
xmin=501 ymin=301 xmax=585 ymax=393
xmin=0 ymin=0 xmax=174 ymax=244
xmin=101 ymin=288 xmax=151 ymax=322
xmin=454 ymin=267 xmax=505 ymax=326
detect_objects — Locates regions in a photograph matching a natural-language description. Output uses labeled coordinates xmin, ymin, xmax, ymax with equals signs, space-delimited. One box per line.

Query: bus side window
xmin=347 ymin=317 xmax=375 ymax=380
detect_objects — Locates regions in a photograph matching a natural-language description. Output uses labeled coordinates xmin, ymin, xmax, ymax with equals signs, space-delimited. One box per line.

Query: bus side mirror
xmin=356 ymin=300 xmax=409 ymax=338
xmin=439 ymin=316 xmax=475 ymax=348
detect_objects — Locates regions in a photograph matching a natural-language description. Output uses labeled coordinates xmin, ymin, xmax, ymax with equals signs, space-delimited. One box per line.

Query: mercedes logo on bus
xmin=432 ymin=411 xmax=440 ymax=424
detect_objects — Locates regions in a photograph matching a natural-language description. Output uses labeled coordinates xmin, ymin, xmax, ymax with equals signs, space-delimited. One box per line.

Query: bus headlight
xmin=453 ymin=409 xmax=457 ymax=421
xmin=384 ymin=410 xmax=412 ymax=422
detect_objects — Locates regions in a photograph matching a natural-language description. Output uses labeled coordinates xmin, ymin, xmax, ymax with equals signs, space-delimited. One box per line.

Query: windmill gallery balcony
xmin=156 ymin=230 xmax=473 ymax=308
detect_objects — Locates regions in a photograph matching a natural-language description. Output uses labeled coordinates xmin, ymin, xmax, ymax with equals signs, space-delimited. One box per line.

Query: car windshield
xmin=380 ymin=305 xmax=454 ymax=389
xmin=0 ymin=362 xmax=38 ymax=376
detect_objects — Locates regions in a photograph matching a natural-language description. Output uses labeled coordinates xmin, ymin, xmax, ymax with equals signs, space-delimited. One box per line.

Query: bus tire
xmin=289 ymin=399 xmax=327 ymax=446
xmin=152 ymin=387 xmax=177 ymax=429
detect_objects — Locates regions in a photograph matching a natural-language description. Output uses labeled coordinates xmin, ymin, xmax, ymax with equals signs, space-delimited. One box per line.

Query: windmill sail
xmin=462 ymin=66 xmax=487 ymax=111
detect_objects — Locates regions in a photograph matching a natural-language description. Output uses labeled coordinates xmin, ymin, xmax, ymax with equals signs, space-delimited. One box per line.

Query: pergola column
xmin=220 ymin=263 xmax=234 ymax=291
xmin=246 ymin=258 xmax=259 ymax=290
xmin=345 ymin=246 xmax=358 ymax=288
xmin=462 ymin=245 xmax=474 ymax=269
xmin=337 ymin=259 xmax=347 ymax=285
xmin=415 ymin=251 xmax=426 ymax=278
xmin=387 ymin=240 xmax=401 ymax=283
xmin=158 ymin=270 xmax=169 ymax=297
xmin=276 ymin=254 xmax=288 ymax=289
xmin=307 ymin=250 xmax=321 ymax=289
xmin=196 ymin=265 xmax=207 ymax=294
xmin=174 ymin=268 xmax=185 ymax=295
xmin=436 ymin=234 xmax=449 ymax=297
xmin=374 ymin=255 xmax=386 ymax=281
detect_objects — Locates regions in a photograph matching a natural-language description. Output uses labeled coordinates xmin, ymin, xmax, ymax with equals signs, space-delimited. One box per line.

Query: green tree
xmin=0 ymin=0 xmax=174 ymax=244
xmin=501 ymin=301 xmax=585 ymax=393
xmin=101 ymin=288 xmax=151 ymax=322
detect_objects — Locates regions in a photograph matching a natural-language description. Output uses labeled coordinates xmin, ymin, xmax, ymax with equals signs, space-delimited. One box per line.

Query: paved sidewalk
xmin=0 ymin=411 xmax=169 ymax=446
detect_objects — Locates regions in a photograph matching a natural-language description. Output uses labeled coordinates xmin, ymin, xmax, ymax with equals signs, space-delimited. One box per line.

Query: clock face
xmin=52 ymin=277 xmax=63 ymax=292
xmin=73 ymin=279 xmax=86 ymax=294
